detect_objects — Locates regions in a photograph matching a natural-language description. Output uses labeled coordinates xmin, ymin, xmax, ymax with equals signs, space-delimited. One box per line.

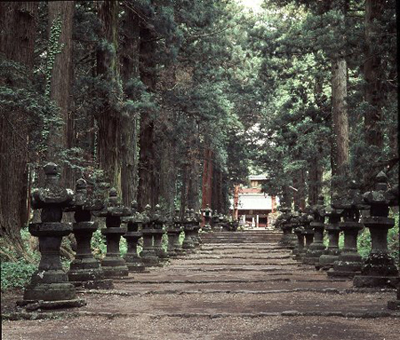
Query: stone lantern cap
xmin=122 ymin=200 xmax=142 ymax=223
xmin=97 ymin=188 xmax=131 ymax=217
xmin=31 ymin=162 xmax=74 ymax=209
xmin=385 ymin=184 xmax=398 ymax=207
xmin=66 ymin=178 xmax=105 ymax=213
xmin=363 ymin=172 xmax=393 ymax=217
xmin=142 ymin=204 xmax=152 ymax=226
xmin=311 ymin=195 xmax=325 ymax=224
xmin=152 ymin=204 xmax=167 ymax=229
xmin=202 ymin=205 xmax=212 ymax=215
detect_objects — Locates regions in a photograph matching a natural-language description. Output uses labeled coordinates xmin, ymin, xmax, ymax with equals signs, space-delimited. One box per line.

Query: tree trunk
xmin=46 ymin=1 xmax=74 ymax=187
xmin=137 ymin=23 xmax=158 ymax=210
xmin=308 ymin=154 xmax=323 ymax=206
xmin=96 ymin=0 xmax=122 ymax=192
xmin=331 ymin=57 xmax=349 ymax=189
xmin=0 ymin=2 xmax=37 ymax=257
xmin=364 ymin=0 xmax=385 ymax=149
xmin=201 ymin=148 xmax=213 ymax=211
xmin=120 ymin=9 xmax=140 ymax=206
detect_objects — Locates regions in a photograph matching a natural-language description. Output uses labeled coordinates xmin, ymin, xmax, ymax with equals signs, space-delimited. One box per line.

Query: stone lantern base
xmin=141 ymin=229 xmax=160 ymax=267
xmin=69 ymin=222 xmax=113 ymax=289
xmin=101 ymin=228 xmax=129 ymax=278
xmin=124 ymin=232 xmax=146 ymax=272
xmin=153 ymin=229 xmax=169 ymax=265
xmin=21 ymin=223 xmax=86 ymax=309
xmin=317 ymin=251 xmax=340 ymax=271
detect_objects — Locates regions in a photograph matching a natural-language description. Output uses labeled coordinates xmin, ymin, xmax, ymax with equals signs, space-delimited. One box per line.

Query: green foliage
xmin=91 ymin=229 xmax=107 ymax=259
xmin=1 ymin=261 xmax=36 ymax=292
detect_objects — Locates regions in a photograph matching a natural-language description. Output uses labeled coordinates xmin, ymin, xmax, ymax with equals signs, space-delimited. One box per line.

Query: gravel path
xmin=2 ymin=231 xmax=399 ymax=339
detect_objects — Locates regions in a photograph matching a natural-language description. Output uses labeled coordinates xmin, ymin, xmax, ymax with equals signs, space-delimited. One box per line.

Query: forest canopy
xmin=0 ymin=0 xmax=398 ymax=256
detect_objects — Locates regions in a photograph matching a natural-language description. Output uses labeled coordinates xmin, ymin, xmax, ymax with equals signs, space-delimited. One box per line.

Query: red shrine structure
xmin=230 ymin=175 xmax=277 ymax=228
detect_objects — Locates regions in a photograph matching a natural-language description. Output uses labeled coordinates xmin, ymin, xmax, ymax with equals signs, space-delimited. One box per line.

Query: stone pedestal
xmin=318 ymin=224 xmax=341 ymax=271
xmin=23 ymin=223 xmax=84 ymax=306
xmin=303 ymin=222 xmax=325 ymax=265
xmin=101 ymin=226 xmax=129 ymax=277
xmin=140 ymin=229 xmax=159 ymax=266
xmin=388 ymin=288 xmax=400 ymax=310
xmin=69 ymin=221 xmax=113 ymax=289
xmin=153 ymin=229 xmax=169 ymax=264
xmin=167 ymin=228 xmax=180 ymax=257
xmin=301 ymin=228 xmax=314 ymax=263
xmin=124 ymin=231 xmax=145 ymax=272
xmin=328 ymin=222 xmax=363 ymax=278
xmin=21 ymin=163 xmax=85 ymax=310
xmin=201 ymin=205 xmax=212 ymax=232
xmin=292 ymin=227 xmax=304 ymax=260
xmin=353 ymin=217 xmax=399 ymax=287
xmin=191 ymin=226 xmax=201 ymax=247
xmin=182 ymin=224 xmax=196 ymax=254
xmin=99 ymin=189 xmax=130 ymax=278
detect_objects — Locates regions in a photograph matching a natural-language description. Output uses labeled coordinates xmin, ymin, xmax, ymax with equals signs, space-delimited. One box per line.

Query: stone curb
xmin=77 ymin=287 xmax=396 ymax=296
xmin=4 ymin=310 xmax=400 ymax=321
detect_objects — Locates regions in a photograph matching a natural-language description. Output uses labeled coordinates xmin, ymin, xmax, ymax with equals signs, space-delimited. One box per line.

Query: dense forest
xmin=0 ymin=0 xmax=398 ymax=261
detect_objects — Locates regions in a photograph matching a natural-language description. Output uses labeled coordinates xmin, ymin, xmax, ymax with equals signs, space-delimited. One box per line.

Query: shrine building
xmin=230 ymin=175 xmax=277 ymax=228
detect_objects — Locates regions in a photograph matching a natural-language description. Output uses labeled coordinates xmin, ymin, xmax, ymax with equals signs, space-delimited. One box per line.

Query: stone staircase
xmin=200 ymin=229 xmax=282 ymax=243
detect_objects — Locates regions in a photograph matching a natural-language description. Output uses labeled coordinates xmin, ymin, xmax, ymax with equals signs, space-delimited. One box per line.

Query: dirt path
xmin=2 ymin=231 xmax=400 ymax=340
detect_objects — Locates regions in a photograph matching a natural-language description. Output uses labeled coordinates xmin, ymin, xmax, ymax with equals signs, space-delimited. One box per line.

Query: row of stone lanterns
xmin=18 ymin=163 xmax=203 ymax=311
xmin=275 ymin=172 xmax=399 ymax=309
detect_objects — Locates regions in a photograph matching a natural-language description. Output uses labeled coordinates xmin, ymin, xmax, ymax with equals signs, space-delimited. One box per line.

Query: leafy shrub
xmin=1 ymin=261 xmax=36 ymax=291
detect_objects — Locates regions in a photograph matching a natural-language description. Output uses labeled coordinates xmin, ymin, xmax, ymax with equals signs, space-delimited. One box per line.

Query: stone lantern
xmin=328 ymin=180 xmax=365 ymax=278
xmin=211 ymin=209 xmax=219 ymax=229
xmin=192 ymin=210 xmax=202 ymax=247
xmin=387 ymin=184 xmax=400 ymax=310
xmin=292 ymin=209 xmax=304 ymax=259
xmin=21 ymin=163 xmax=85 ymax=309
xmin=152 ymin=204 xmax=169 ymax=265
xmin=304 ymin=195 xmax=326 ymax=265
xmin=353 ymin=172 xmax=399 ymax=287
xmin=170 ymin=208 xmax=186 ymax=256
xmin=122 ymin=201 xmax=146 ymax=272
xmin=66 ymin=178 xmax=113 ymax=289
xmin=98 ymin=188 xmax=130 ymax=278
xmin=182 ymin=208 xmax=196 ymax=253
xmin=202 ymin=205 xmax=212 ymax=232
xmin=140 ymin=204 xmax=159 ymax=267
xmin=277 ymin=205 xmax=291 ymax=247
xmin=317 ymin=194 xmax=342 ymax=270
xmin=166 ymin=209 xmax=179 ymax=258
xmin=301 ymin=207 xmax=315 ymax=263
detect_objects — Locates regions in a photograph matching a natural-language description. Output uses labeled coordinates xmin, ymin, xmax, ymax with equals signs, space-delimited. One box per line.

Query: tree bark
xmin=201 ymin=148 xmax=213 ymax=211
xmin=137 ymin=23 xmax=159 ymax=210
xmin=46 ymin=1 xmax=74 ymax=187
xmin=96 ymin=0 xmax=122 ymax=192
xmin=0 ymin=2 xmax=37 ymax=256
xmin=364 ymin=0 xmax=385 ymax=149
xmin=331 ymin=57 xmax=349 ymax=189
xmin=120 ymin=9 xmax=140 ymax=206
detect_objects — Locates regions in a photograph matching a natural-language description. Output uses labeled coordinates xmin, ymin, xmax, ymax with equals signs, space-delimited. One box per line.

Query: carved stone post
xmin=21 ymin=163 xmax=85 ymax=310
xmin=328 ymin=181 xmax=365 ymax=278
xmin=202 ymin=205 xmax=212 ymax=232
xmin=318 ymin=195 xmax=342 ymax=271
xmin=140 ymin=205 xmax=159 ymax=267
xmin=182 ymin=208 xmax=196 ymax=254
xmin=67 ymin=178 xmax=113 ymax=289
xmin=304 ymin=196 xmax=326 ymax=265
xmin=353 ymin=172 xmax=399 ymax=287
xmin=123 ymin=201 xmax=145 ymax=272
xmin=152 ymin=204 xmax=169 ymax=265
xmin=98 ymin=188 xmax=130 ymax=278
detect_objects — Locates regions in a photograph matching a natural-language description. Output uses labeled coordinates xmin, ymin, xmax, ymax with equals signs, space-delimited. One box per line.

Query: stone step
xmin=200 ymin=231 xmax=282 ymax=243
